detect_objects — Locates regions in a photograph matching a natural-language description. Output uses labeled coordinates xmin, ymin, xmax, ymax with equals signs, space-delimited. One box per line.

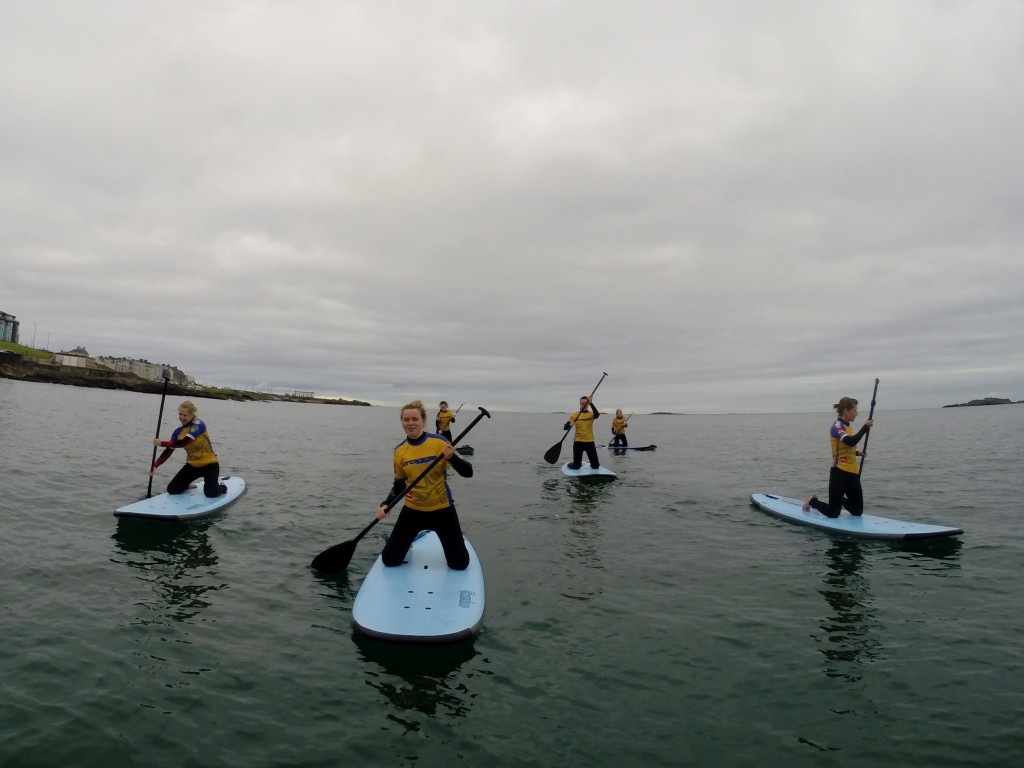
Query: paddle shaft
xmin=858 ymin=378 xmax=879 ymax=477
xmin=544 ymin=372 xmax=608 ymax=463
xmin=146 ymin=370 xmax=172 ymax=498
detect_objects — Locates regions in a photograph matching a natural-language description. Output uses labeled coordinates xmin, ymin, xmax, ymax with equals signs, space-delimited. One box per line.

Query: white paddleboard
xmin=352 ymin=531 xmax=485 ymax=643
xmin=115 ymin=476 xmax=247 ymax=521
xmin=560 ymin=461 xmax=617 ymax=482
xmin=750 ymin=493 xmax=963 ymax=540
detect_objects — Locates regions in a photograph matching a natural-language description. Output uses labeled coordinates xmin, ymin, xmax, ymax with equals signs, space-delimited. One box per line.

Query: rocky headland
xmin=0 ymin=355 xmax=371 ymax=406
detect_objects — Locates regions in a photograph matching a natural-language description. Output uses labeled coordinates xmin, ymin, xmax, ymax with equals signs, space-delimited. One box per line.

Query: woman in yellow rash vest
xmin=610 ymin=409 xmax=628 ymax=447
xmin=149 ymin=400 xmax=227 ymax=497
xmin=375 ymin=400 xmax=474 ymax=569
xmin=435 ymin=400 xmax=455 ymax=442
xmin=803 ymin=396 xmax=874 ymax=517
xmin=565 ymin=394 xmax=600 ymax=470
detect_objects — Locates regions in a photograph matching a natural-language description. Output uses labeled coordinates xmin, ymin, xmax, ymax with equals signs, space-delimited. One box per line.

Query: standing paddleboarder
xmin=150 ymin=400 xmax=227 ymax=498
xmin=376 ymin=400 xmax=474 ymax=570
xmin=565 ymin=395 xmax=601 ymax=470
xmin=803 ymin=396 xmax=874 ymax=518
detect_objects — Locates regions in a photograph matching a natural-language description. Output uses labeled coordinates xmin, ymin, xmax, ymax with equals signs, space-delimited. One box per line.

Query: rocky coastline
xmin=0 ymin=356 xmax=371 ymax=406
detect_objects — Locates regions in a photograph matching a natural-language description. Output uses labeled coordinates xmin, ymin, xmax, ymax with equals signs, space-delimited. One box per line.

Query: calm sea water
xmin=1 ymin=379 xmax=1021 ymax=767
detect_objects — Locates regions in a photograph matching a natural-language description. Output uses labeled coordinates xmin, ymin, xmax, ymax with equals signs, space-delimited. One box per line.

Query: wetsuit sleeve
xmin=448 ymin=453 xmax=473 ymax=478
xmin=159 ymin=435 xmax=194 ymax=449
xmin=381 ymin=478 xmax=406 ymax=509
xmin=436 ymin=420 xmax=441 ymax=432
xmin=841 ymin=424 xmax=870 ymax=446
xmin=591 ymin=403 xmax=600 ymax=419
xmin=152 ymin=447 xmax=175 ymax=468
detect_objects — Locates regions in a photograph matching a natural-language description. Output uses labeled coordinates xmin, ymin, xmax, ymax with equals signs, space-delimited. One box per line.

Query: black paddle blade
xmin=543 ymin=435 xmax=567 ymax=464
xmin=310 ymin=539 xmax=358 ymax=573
xmin=312 ymin=515 xmax=380 ymax=573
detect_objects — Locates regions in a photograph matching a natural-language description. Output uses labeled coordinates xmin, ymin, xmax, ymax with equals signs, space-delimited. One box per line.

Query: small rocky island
xmin=942 ymin=397 xmax=1023 ymax=408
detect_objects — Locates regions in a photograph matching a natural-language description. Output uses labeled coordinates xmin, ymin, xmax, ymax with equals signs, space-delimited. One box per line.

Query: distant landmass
xmin=942 ymin=397 xmax=1023 ymax=408
xmin=0 ymin=354 xmax=371 ymax=406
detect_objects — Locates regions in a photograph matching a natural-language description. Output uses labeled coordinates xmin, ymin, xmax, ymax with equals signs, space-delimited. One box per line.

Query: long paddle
xmin=311 ymin=406 xmax=491 ymax=573
xmin=543 ymin=372 xmax=608 ymax=464
xmin=858 ymin=378 xmax=879 ymax=477
xmin=454 ymin=402 xmax=464 ymax=414
xmin=146 ymin=368 xmax=172 ymax=498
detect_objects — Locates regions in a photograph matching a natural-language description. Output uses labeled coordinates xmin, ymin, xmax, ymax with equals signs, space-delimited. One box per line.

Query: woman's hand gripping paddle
xmin=311 ymin=407 xmax=491 ymax=573
xmin=543 ymin=372 xmax=607 ymax=464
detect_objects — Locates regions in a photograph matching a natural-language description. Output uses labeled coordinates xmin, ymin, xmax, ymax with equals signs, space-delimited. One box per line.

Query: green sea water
xmin=1 ymin=379 xmax=1021 ymax=767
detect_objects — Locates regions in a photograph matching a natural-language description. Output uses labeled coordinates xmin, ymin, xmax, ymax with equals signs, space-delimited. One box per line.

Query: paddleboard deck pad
xmin=352 ymin=531 xmax=485 ymax=643
xmin=115 ymin=476 xmax=247 ymax=521
xmin=600 ymin=444 xmax=657 ymax=451
xmin=560 ymin=462 xmax=617 ymax=482
xmin=750 ymin=493 xmax=963 ymax=540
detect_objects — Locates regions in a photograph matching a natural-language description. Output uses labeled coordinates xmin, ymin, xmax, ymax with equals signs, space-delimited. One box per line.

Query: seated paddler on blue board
xmin=376 ymin=399 xmax=474 ymax=570
xmin=803 ymin=395 xmax=874 ymax=518
xmin=565 ymin=394 xmax=600 ymax=470
xmin=149 ymin=400 xmax=228 ymax=498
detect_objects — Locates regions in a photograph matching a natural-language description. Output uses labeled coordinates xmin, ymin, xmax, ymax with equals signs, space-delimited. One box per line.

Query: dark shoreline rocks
xmin=0 ymin=357 xmax=371 ymax=406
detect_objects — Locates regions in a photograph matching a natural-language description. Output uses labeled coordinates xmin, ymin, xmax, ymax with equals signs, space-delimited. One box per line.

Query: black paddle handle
xmin=381 ymin=406 xmax=491 ymax=515
xmin=582 ymin=372 xmax=608 ymax=415
xmin=858 ymin=378 xmax=879 ymax=477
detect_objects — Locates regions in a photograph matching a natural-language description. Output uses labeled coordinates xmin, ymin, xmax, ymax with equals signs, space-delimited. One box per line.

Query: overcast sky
xmin=2 ymin=1 xmax=1022 ymax=413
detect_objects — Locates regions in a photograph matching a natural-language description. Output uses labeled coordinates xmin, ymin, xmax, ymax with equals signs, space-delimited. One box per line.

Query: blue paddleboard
xmin=559 ymin=462 xmax=617 ymax=482
xmin=352 ymin=531 xmax=485 ymax=643
xmin=115 ymin=476 xmax=247 ymax=521
xmin=750 ymin=493 xmax=963 ymax=540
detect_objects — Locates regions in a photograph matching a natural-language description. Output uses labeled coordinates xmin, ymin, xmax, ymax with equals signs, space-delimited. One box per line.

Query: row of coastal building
xmin=1 ymin=309 xmax=196 ymax=387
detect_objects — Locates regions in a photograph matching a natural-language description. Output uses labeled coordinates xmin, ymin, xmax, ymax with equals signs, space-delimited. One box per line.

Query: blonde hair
xmin=179 ymin=400 xmax=198 ymax=417
xmin=401 ymin=399 xmax=426 ymax=420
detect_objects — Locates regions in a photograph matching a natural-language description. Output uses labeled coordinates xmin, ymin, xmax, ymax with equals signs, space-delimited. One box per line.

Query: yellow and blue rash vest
xmin=570 ymin=409 xmax=597 ymax=442
xmin=611 ymin=416 xmax=627 ymax=435
xmin=154 ymin=419 xmax=219 ymax=468
xmin=392 ymin=433 xmax=455 ymax=512
xmin=830 ymin=418 xmax=859 ymax=474
xmin=436 ymin=410 xmax=455 ymax=433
